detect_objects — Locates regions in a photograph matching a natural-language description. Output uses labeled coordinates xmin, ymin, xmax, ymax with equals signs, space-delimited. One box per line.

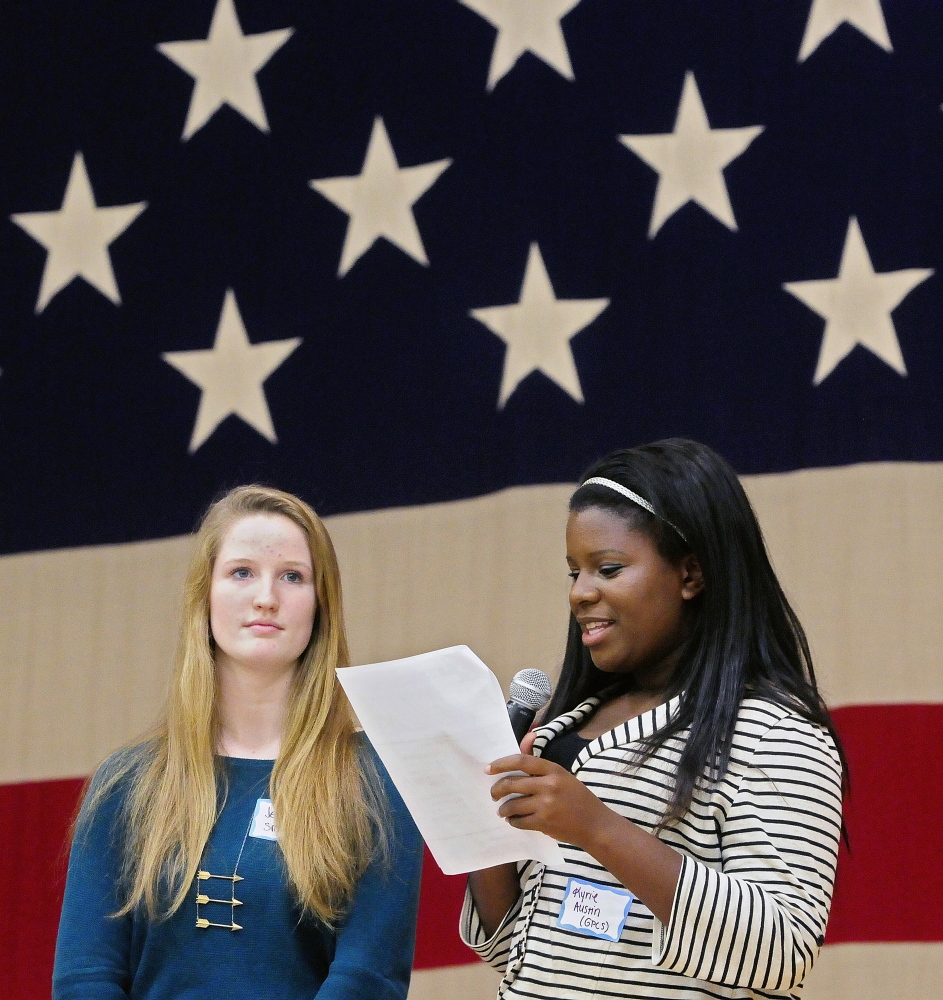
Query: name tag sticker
xmin=249 ymin=798 xmax=277 ymax=841
xmin=557 ymin=877 xmax=634 ymax=942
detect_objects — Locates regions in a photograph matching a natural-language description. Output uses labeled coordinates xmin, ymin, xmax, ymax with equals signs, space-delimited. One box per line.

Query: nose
xmin=568 ymin=569 xmax=599 ymax=609
xmin=253 ymin=574 xmax=279 ymax=611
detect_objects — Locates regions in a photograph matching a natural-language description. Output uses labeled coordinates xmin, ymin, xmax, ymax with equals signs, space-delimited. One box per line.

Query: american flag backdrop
xmin=1 ymin=1 xmax=942 ymax=997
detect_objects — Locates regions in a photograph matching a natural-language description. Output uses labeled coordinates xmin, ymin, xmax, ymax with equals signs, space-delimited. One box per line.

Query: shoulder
xmin=731 ymin=696 xmax=842 ymax=776
xmin=84 ymin=746 xmax=139 ymax=799
xmin=736 ymin=695 xmax=832 ymax=740
xmin=91 ymin=742 xmax=157 ymax=796
xmin=352 ymin=729 xmax=381 ymax=773
xmin=731 ymin=696 xmax=794 ymax=739
xmin=76 ymin=743 xmax=154 ymax=833
xmin=352 ymin=732 xmax=422 ymax=854
xmin=352 ymin=731 xmax=398 ymax=802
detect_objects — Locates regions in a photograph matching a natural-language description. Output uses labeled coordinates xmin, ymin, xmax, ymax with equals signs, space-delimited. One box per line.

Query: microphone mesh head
xmin=509 ymin=669 xmax=552 ymax=710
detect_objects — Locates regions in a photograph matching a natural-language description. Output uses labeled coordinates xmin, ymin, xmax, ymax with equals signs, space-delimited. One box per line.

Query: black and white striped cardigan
xmin=460 ymin=693 xmax=843 ymax=999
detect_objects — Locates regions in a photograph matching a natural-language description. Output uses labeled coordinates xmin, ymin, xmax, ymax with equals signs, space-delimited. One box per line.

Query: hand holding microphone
xmin=495 ymin=668 xmax=611 ymax=847
xmin=506 ymin=669 xmax=552 ymax=744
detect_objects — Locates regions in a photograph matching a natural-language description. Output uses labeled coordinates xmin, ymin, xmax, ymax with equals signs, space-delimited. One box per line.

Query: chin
xmin=589 ymin=655 xmax=630 ymax=675
xmin=239 ymin=652 xmax=298 ymax=672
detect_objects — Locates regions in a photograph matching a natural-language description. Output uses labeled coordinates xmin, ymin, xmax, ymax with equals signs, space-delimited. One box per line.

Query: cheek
xmin=208 ymin=586 xmax=223 ymax=636
xmin=208 ymin=582 xmax=240 ymax=637
xmin=644 ymin=590 xmax=688 ymax=645
xmin=288 ymin=590 xmax=317 ymax=638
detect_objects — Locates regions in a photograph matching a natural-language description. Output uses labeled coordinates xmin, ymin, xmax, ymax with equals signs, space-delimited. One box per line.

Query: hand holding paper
xmin=337 ymin=645 xmax=565 ymax=875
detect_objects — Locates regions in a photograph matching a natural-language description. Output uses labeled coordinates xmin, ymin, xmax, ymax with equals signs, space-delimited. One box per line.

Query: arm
xmin=487 ymin=754 xmax=682 ymax=924
xmin=652 ymin=716 xmax=843 ymax=991
xmin=316 ymin=749 xmax=423 ymax=1000
xmin=459 ymin=729 xmax=531 ymax=964
xmin=466 ymin=864 xmax=520 ymax=938
xmin=459 ymin=865 xmax=525 ymax=972
xmin=52 ymin=774 xmax=133 ymax=1000
xmin=489 ymin=714 xmax=843 ymax=992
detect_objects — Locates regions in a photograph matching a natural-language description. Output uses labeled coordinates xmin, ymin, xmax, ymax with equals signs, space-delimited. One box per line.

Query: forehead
xmin=566 ymin=505 xmax=653 ymax=554
xmin=217 ymin=513 xmax=311 ymax=562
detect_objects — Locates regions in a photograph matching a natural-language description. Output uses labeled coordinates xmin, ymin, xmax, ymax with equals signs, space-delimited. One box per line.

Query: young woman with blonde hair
xmin=53 ymin=485 xmax=422 ymax=1000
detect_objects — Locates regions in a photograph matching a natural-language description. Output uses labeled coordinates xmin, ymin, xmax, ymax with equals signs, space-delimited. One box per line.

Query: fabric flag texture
xmin=0 ymin=2 xmax=941 ymax=998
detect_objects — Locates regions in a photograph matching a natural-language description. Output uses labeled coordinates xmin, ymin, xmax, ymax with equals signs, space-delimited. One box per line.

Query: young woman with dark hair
xmin=462 ymin=439 xmax=845 ymax=1000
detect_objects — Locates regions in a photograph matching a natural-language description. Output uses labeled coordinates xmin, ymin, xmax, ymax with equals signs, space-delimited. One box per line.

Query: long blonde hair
xmin=80 ymin=485 xmax=383 ymax=925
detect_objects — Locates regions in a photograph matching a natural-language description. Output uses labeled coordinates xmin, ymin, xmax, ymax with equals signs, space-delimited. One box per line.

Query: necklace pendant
xmin=196 ymin=918 xmax=243 ymax=931
xmin=198 ymin=870 xmax=244 ymax=882
xmin=196 ymin=798 xmax=259 ymax=932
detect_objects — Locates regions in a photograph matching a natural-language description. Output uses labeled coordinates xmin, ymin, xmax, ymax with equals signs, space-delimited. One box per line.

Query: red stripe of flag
xmin=0 ymin=778 xmax=83 ymax=999
xmin=826 ymin=704 xmax=943 ymax=943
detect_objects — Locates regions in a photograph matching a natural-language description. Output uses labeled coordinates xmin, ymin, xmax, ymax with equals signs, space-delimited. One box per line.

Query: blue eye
xmin=284 ymin=571 xmax=303 ymax=584
xmin=232 ymin=567 xmax=251 ymax=579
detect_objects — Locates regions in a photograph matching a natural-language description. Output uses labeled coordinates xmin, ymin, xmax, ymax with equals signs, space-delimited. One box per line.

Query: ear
xmin=679 ymin=553 xmax=705 ymax=600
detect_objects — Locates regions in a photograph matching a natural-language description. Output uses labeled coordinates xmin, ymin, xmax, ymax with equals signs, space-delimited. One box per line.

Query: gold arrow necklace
xmin=194 ymin=810 xmax=253 ymax=932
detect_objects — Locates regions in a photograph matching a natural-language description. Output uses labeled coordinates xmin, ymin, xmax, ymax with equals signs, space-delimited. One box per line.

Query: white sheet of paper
xmin=337 ymin=645 xmax=565 ymax=875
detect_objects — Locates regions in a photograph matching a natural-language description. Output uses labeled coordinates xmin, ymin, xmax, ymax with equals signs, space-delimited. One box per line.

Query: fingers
xmin=486 ymin=754 xmax=551 ymax=776
xmin=504 ymin=813 xmax=540 ymax=829
xmin=497 ymin=790 xmax=553 ymax=832
xmin=497 ymin=792 xmax=537 ymax=822
xmin=489 ymin=773 xmax=542 ymax=801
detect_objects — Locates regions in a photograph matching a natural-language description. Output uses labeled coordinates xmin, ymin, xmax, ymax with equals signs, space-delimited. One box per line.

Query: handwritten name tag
xmin=557 ymin=877 xmax=634 ymax=942
xmin=249 ymin=798 xmax=277 ymax=841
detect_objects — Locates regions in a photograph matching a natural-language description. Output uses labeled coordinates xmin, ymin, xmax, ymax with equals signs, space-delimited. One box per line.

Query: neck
xmin=634 ymin=633 xmax=689 ymax=696
xmin=215 ymin=657 xmax=295 ymax=759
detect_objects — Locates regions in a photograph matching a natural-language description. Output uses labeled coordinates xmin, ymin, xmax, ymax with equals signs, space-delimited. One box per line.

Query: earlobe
xmin=681 ymin=554 xmax=705 ymax=600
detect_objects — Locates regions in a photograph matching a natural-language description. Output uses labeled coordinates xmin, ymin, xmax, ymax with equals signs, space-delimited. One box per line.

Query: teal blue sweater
xmin=53 ymin=739 xmax=422 ymax=1000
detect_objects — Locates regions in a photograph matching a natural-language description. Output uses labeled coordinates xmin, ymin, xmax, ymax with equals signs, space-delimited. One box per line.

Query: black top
xmin=540 ymin=728 xmax=592 ymax=771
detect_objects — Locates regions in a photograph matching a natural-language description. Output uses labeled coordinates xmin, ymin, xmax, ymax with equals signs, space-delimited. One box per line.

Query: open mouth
xmin=580 ymin=620 xmax=614 ymax=645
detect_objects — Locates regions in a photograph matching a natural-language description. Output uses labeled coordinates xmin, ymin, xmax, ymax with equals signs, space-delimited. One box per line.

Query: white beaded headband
xmin=580 ymin=477 xmax=689 ymax=543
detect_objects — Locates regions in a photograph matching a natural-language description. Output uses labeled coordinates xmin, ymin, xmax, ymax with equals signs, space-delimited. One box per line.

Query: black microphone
xmin=506 ymin=669 xmax=553 ymax=743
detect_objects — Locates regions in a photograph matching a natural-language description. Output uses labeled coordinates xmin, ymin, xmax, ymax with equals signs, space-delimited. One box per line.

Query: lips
xmin=578 ymin=618 xmax=614 ymax=647
xmin=245 ymin=620 xmax=283 ymax=632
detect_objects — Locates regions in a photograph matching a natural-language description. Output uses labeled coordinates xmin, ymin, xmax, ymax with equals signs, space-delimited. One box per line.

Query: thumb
xmin=520 ymin=730 xmax=537 ymax=755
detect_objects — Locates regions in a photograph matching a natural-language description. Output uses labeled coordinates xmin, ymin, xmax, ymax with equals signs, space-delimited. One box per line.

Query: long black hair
xmin=544 ymin=438 xmax=847 ymax=824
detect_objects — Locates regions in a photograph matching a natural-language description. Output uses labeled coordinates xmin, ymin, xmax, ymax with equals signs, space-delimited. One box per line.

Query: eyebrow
xmin=218 ymin=556 xmax=312 ymax=568
xmin=567 ymin=549 xmax=628 ymax=561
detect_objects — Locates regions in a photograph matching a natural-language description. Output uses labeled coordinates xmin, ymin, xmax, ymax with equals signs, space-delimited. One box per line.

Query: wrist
xmin=577 ymin=800 xmax=629 ymax=857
